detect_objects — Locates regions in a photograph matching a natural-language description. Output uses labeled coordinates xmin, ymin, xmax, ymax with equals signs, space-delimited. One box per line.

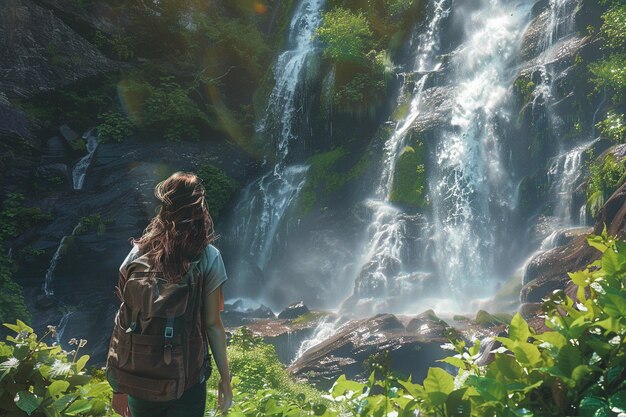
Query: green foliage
xmin=200 ymin=16 xmax=270 ymax=77
xmin=0 ymin=193 xmax=49 ymax=324
xmin=0 ymin=320 xmax=115 ymax=416
xmin=389 ymin=142 xmax=427 ymax=208
xmin=140 ymin=80 xmax=205 ymax=142
xmin=0 ymin=194 xmax=52 ymax=242
xmin=601 ymin=4 xmax=626 ymax=51
xmin=597 ymin=110 xmax=626 ymax=143
xmin=97 ymin=112 xmax=134 ymax=143
xmin=93 ymin=31 xmax=134 ymax=61
xmin=589 ymin=2 xmax=626 ymax=105
xmin=586 ymin=153 xmax=626 ymax=217
xmin=207 ymin=328 xmax=328 ymax=415
xmin=195 ymin=165 xmax=239 ymax=220
xmin=589 ymin=54 xmax=626 ymax=103
xmin=316 ymin=8 xmax=373 ymax=62
xmin=75 ymin=214 xmax=110 ymax=236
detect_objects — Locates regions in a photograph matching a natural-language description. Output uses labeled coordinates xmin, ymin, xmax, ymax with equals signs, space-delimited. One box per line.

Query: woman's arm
xmin=202 ymin=285 xmax=232 ymax=412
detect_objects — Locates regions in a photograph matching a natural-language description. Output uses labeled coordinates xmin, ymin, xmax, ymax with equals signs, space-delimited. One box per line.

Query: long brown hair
xmin=131 ymin=171 xmax=217 ymax=282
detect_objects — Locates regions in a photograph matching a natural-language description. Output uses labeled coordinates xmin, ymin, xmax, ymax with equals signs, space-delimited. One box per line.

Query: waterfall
xmin=231 ymin=165 xmax=309 ymax=270
xmin=72 ymin=129 xmax=98 ymax=190
xmin=348 ymin=0 xmax=448 ymax=308
xmin=430 ymin=0 xmax=532 ymax=298
xmin=54 ymin=311 xmax=75 ymax=346
xmin=43 ymin=223 xmax=80 ymax=296
xmin=547 ymin=138 xmax=598 ymax=225
xmin=225 ymin=0 xmax=324 ymax=293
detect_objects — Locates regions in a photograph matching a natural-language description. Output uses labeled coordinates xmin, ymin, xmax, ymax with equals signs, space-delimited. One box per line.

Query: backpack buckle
xmin=164 ymin=326 xmax=174 ymax=338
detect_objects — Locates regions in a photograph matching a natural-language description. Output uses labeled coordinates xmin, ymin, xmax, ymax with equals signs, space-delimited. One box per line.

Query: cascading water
xmin=43 ymin=223 xmax=80 ymax=296
xmin=430 ymin=0 xmax=533 ymax=298
xmin=547 ymin=138 xmax=598 ymax=225
xmin=72 ymin=129 xmax=98 ymax=190
xmin=347 ymin=0 xmax=448 ymax=311
xmin=224 ymin=0 xmax=324 ymax=299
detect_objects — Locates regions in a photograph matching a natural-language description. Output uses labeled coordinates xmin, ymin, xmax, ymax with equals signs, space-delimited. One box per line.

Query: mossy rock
xmin=389 ymin=141 xmax=427 ymax=208
xmin=475 ymin=310 xmax=511 ymax=327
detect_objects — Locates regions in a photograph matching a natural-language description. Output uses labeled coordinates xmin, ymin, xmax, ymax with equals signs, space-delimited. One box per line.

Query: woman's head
xmin=132 ymin=171 xmax=216 ymax=281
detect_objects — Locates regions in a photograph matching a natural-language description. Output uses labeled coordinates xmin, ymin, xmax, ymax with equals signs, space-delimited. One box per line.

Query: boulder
xmin=289 ymin=313 xmax=449 ymax=389
xmin=521 ymin=168 xmax=626 ymax=302
xmin=278 ymin=301 xmax=310 ymax=319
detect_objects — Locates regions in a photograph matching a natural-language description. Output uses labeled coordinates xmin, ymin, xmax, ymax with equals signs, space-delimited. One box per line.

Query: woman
xmin=111 ymin=171 xmax=233 ymax=416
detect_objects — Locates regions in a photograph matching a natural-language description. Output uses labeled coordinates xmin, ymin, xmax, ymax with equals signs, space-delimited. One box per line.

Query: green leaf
xmin=534 ymin=332 xmax=567 ymax=349
xmin=47 ymin=380 xmax=70 ymax=397
xmin=602 ymin=288 xmax=626 ymax=317
xmin=15 ymin=390 xmax=42 ymax=415
xmin=569 ymin=270 xmax=590 ymax=287
xmin=64 ymin=399 xmax=92 ymax=416
xmin=330 ymin=375 xmax=365 ymax=399
xmin=610 ymin=390 xmax=626 ymax=413
xmin=446 ymin=388 xmax=470 ymax=417
xmin=602 ymin=241 xmax=626 ymax=277
xmin=75 ymin=355 xmax=89 ymax=373
xmin=13 ymin=344 xmax=29 ymax=361
xmin=493 ymin=354 xmax=523 ymax=380
xmin=509 ymin=313 xmax=530 ymax=343
xmin=423 ymin=367 xmax=454 ymax=395
xmin=16 ymin=320 xmax=34 ymax=334
xmin=579 ymin=397 xmax=609 ymax=417
xmin=439 ymin=356 xmax=466 ymax=369
xmin=467 ymin=376 xmax=507 ymax=402
xmin=397 ymin=378 xmax=424 ymax=399
xmin=555 ymin=344 xmax=584 ymax=378
xmin=512 ymin=343 xmax=542 ymax=367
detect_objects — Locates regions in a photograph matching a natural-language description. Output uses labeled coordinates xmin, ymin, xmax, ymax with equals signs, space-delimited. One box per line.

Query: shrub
xmin=597 ymin=110 xmax=626 ymax=143
xmin=0 ymin=320 xmax=114 ymax=416
xmin=97 ymin=111 xmax=134 ymax=143
xmin=586 ymin=153 xmax=626 ymax=217
xmin=196 ymin=165 xmax=239 ymax=220
xmin=316 ymin=8 xmax=373 ymax=63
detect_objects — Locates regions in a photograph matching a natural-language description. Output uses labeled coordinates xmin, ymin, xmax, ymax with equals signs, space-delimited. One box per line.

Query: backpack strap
xmin=164 ymin=309 xmax=175 ymax=365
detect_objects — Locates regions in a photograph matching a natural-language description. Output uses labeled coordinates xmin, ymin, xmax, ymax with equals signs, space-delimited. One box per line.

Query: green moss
xmin=513 ymin=75 xmax=536 ymax=105
xmin=196 ymin=165 xmax=240 ymax=220
xmin=297 ymin=147 xmax=371 ymax=216
xmin=290 ymin=311 xmax=330 ymax=325
xmin=389 ymin=141 xmax=427 ymax=208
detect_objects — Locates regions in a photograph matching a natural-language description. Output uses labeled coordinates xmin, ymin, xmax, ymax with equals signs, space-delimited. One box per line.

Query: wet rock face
xmin=521 ymin=158 xmax=626 ymax=303
xmin=278 ymin=301 xmax=310 ymax=319
xmin=289 ymin=313 xmax=449 ymax=389
xmin=0 ymin=0 xmax=115 ymax=99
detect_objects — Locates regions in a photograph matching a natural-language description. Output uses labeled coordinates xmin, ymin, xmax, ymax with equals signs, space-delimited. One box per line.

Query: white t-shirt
xmin=119 ymin=243 xmax=228 ymax=298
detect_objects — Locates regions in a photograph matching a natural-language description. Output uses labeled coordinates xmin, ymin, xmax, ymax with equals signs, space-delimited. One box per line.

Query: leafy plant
xmin=316 ymin=8 xmax=373 ymax=63
xmin=597 ymin=110 xmax=626 ymax=143
xmin=0 ymin=320 xmax=115 ymax=416
xmin=97 ymin=112 xmax=134 ymax=143
xmin=196 ymin=165 xmax=239 ymax=220
xmin=586 ymin=153 xmax=626 ymax=218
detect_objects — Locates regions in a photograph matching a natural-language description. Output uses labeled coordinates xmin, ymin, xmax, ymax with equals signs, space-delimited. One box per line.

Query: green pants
xmin=128 ymin=382 xmax=207 ymax=417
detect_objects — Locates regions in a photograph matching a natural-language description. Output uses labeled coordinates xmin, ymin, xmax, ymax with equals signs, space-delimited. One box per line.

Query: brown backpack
xmin=105 ymin=256 xmax=211 ymax=401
